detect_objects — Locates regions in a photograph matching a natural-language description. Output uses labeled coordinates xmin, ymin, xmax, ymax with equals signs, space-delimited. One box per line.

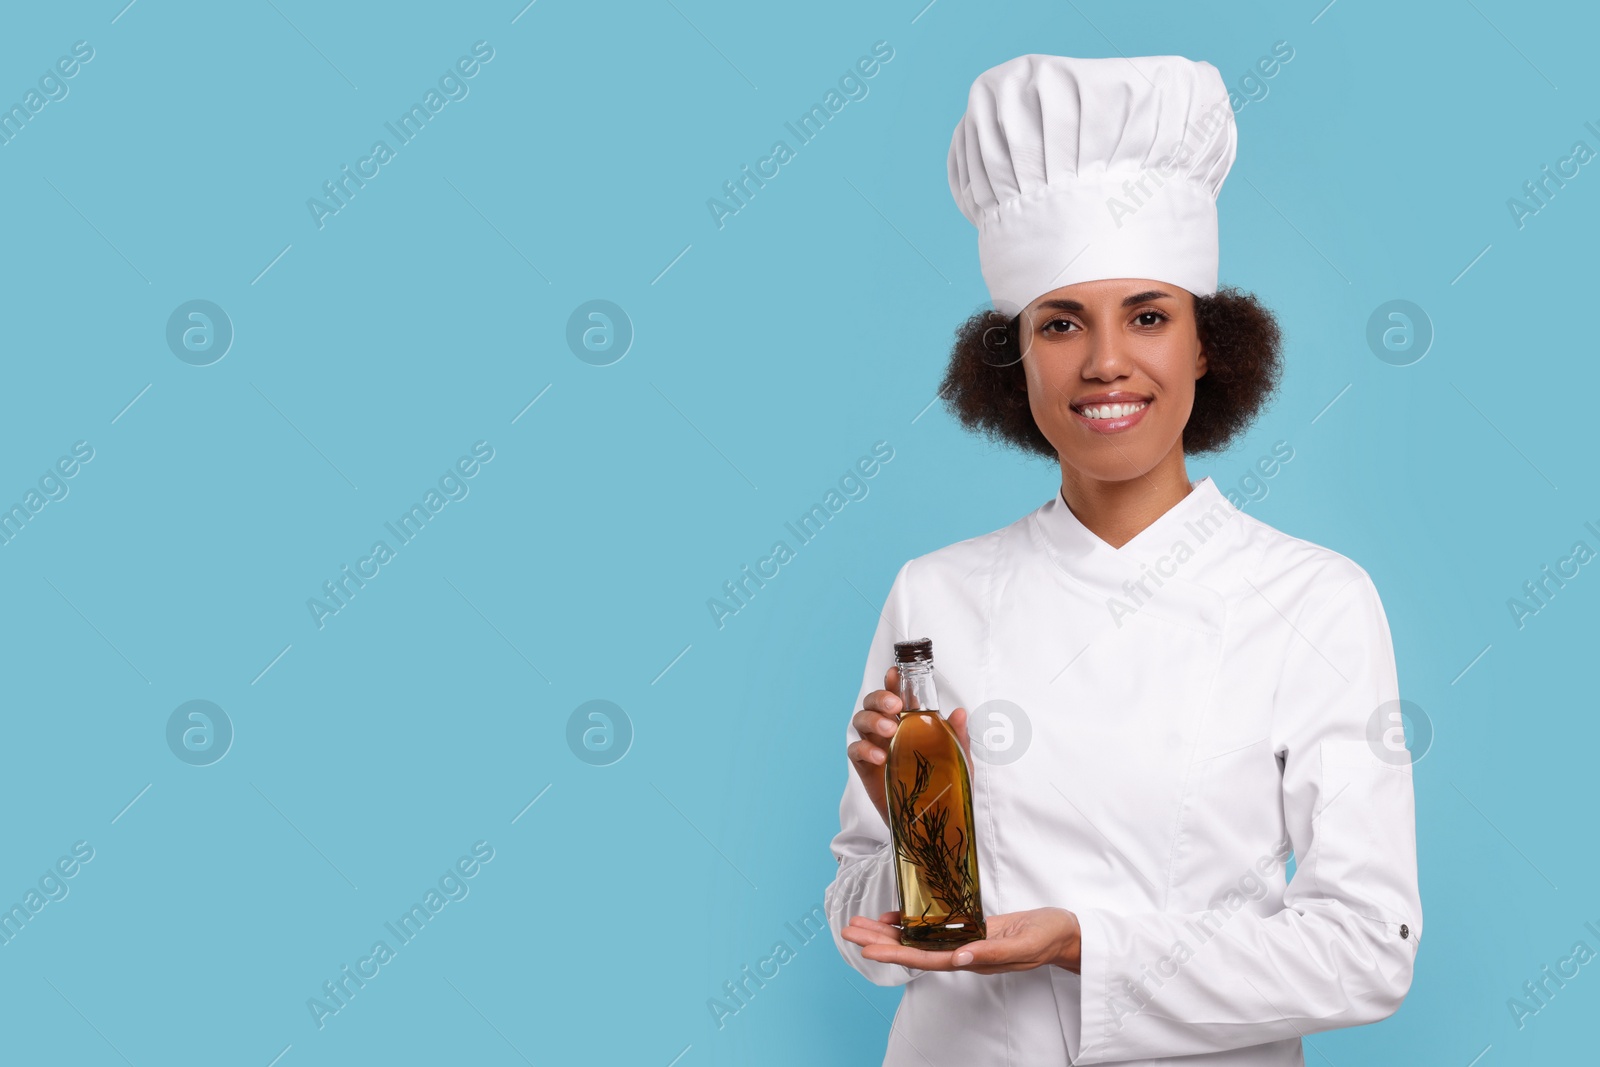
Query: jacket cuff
xmin=827 ymin=841 xmax=924 ymax=987
xmin=1048 ymin=906 xmax=1117 ymax=1064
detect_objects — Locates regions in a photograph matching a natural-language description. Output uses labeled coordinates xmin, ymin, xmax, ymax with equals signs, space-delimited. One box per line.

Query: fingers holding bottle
xmin=947 ymin=705 xmax=974 ymax=767
xmin=848 ymin=666 xmax=903 ymax=825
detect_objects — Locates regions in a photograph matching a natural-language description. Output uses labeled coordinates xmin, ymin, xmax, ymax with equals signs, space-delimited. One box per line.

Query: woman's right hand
xmin=849 ymin=666 xmax=904 ymax=826
xmin=849 ymin=665 xmax=972 ymax=827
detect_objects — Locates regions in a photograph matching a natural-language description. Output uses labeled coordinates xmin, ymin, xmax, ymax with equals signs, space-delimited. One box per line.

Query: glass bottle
xmin=885 ymin=638 xmax=986 ymax=947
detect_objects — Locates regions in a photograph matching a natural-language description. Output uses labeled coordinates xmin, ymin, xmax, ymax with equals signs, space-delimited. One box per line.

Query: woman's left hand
xmin=842 ymin=908 xmax=1081 ymax=974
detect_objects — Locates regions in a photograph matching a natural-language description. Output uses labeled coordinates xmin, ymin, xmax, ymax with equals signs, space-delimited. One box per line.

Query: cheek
xmin=1163 ymin=390 xmax=1198 ymax=433
xmin=1161 ymin=364 xmax=1203 ymax=433
xmin=1021 ymin=351 xmax=1071 ymax=405
xmin=1021 ymin=361 xmax=1064 ymax=427
xmin=1021 ymin=359 xmax=1043 ymax=402
xmin=1162 ymin=364 xmax=1198 ymax=403
xmin=1024 ymin=361 xmax=1062 ymax=435
xmin=1152 ymin=344 xmax=1203 ymax=403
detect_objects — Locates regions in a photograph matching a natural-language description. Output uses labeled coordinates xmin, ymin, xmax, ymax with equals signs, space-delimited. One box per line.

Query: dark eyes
xmin=1042 ymin=309 xmax=1170 ymax=334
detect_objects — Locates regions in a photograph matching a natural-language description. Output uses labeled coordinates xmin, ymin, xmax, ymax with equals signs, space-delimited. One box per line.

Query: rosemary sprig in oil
xmin=888 ymin=750 xmax=981 ymax=923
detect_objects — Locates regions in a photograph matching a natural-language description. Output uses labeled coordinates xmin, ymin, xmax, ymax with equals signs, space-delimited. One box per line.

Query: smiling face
xmin=1016 ymin=278 xmax=1207 ymax=484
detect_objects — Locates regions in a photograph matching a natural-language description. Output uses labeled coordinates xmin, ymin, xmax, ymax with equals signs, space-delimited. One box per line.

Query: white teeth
xmin=1079 ymin=401 xmax=1148 ymax=420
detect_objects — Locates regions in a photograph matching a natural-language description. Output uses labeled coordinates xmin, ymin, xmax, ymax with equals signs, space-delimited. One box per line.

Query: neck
xmin=1058 ymin=446 xmax=1193 ymax=549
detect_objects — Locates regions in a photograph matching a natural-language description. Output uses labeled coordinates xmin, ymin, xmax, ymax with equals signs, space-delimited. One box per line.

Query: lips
xmin=1076 ymin=400 xmax=1148 ymax=420
xmin=1070 ymin=392 xmax=1152 ymax=434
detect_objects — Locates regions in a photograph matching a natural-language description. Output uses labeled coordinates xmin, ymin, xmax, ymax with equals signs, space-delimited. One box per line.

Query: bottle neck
xmin=897 ymin=661 xmax=940 ymax=714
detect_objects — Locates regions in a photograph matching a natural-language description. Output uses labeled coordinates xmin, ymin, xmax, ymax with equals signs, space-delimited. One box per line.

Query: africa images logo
xmin=306 ymin=841 xmax=495 ymax=1030
xmin=705 ymin=41 xmax=895 ymax=229
xmin=306 ymin=41 xmax=495 ymax=229
xmin=306 ymin=441 xmax=495 ymax=629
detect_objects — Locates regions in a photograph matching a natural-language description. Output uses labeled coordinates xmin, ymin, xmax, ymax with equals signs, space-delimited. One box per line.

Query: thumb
xmin=948 ymin=706 xmax=973 ymax=764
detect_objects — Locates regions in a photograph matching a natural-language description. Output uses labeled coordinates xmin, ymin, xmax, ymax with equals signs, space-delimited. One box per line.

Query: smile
xmin=1070 ymin=396 xmax=1152 ymax=434
xmin=1077 ymin=401 xmax=1147 ymax=419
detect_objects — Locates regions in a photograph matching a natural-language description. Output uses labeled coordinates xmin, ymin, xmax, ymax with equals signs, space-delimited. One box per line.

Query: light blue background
xmin=0 ymin=1 xmax=1593 ymax=1063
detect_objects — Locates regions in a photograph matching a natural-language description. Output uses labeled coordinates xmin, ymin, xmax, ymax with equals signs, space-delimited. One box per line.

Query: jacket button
xmin=1400 ymin=924 xmax=1409 ymax=939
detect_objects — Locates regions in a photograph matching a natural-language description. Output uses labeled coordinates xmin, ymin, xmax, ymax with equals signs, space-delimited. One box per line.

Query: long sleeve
xmin=824 ymin=560 xmax=927 ymax=988
xmin=1060 ymin=564 xmax=1422 ymax=1063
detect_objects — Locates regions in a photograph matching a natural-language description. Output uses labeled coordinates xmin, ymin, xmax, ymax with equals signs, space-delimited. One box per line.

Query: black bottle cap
xmin=893 ymin=638 xmax=933 ymax=664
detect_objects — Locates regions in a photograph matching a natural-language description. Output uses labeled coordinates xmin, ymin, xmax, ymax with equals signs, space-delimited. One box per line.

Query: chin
xmin=1079 ymin=458 xmax=1163 ymax=483
xmin=1053 ymin=438 xmax=1172 ymax=483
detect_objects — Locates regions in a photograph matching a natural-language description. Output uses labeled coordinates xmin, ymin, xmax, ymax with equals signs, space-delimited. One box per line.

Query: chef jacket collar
xmin=1029 ymin=475 xmax=1246 ymax=622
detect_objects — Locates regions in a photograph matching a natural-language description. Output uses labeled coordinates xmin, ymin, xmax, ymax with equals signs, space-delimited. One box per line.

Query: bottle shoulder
xmin=886 ymin=713 xmax=967 ymax=763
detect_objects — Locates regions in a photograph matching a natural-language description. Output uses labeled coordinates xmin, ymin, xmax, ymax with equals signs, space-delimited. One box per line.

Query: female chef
xmin=826 ymin=54 xmax=1421 ymax=1066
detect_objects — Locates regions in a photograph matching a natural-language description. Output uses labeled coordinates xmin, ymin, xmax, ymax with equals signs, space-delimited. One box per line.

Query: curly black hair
xmin=939 ymin=286 xmax=1283 ymax=457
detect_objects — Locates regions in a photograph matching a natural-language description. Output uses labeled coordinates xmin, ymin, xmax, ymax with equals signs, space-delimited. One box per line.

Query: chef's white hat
xmin=948 ymin=54 xmax=1237 ymax=315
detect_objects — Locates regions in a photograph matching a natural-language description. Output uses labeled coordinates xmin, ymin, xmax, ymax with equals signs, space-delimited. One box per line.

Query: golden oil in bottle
xmin=885 ymin=638 xmax=986 ymax=948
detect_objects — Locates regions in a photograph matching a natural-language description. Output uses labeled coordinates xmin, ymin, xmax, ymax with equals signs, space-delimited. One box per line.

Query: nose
xmin=1079 ymin=327 xmax=1132 ymax=382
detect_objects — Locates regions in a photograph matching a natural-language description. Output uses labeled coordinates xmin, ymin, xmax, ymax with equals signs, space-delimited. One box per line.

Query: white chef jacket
xmin=826 ymin=475 xmax=1420 ymax=1065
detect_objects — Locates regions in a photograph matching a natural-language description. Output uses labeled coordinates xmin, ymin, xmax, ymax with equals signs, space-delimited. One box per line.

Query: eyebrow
xmin=1033 ymin=289 xmax=1173 ymax=313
